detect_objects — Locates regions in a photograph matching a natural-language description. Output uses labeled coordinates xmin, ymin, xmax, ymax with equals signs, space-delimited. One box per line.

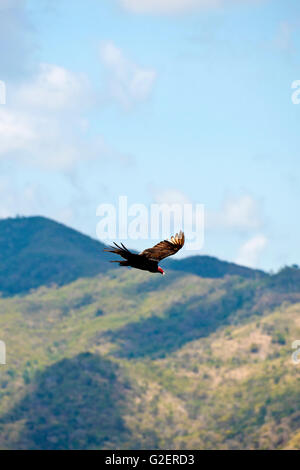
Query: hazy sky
xmin=0 ymin=0 xmax=300 ymax=271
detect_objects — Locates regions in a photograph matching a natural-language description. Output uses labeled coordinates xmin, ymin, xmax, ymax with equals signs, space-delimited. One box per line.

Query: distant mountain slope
xmin=0 ymin=216 xmax=269 ymax=296
xmin=0 ymin=353 xmax=130 ymax=450
xmin=0 ymin=216 xmax=109 ymax=295
xmin=164 ymin=255 xmax=267 ymax=280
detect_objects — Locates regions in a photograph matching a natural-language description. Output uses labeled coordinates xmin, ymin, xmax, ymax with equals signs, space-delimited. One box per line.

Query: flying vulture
xmin=104 ymin=231 xmax=185 ymax=275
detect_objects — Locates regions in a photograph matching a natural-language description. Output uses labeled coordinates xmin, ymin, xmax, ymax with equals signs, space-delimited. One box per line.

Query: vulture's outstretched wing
xmin=104 ymin=242 xmax=140 ymax=262
xmin=140 ymin=231 xmax=185 ymax=261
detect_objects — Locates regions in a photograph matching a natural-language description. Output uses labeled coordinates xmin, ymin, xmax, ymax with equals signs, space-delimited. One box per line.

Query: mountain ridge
xmin=0 ymin=215 xmax=268 ymax=296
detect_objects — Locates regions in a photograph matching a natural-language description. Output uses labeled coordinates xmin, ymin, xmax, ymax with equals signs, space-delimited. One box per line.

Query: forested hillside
xmin=0 ymin=235 xmax=299 ymax=449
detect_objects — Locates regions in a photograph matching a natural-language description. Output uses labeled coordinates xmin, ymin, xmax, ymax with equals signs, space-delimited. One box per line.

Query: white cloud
xmin=0 ymin=108 xmax=36 ymax=154
xmin=15 ymin=63 xmax=92 ymax=111
xmin=235 ymin=234 xmax=267 ymax=268
xmin=100 ymin=41 xmax=156 ymax=109
xmin=0 ymin=63 xmax=102 ymax=171
xmin=152 ymin=187 xmax=191 ymax=205
xmin=0 ymin=178 xmax=44 ymax=219
xmin=207 ymin=194 xmax=263 ymax=231
xmin=119 ymin=0 xmax=262 ymax=15
xmin=0 ymin=174 xmax=78 ymax=228
xmin=0 ymin=108 xmax=107 ymax=171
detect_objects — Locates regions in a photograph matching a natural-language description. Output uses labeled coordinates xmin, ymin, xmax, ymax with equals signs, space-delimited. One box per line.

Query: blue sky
xmin=1 ymin=0 xmax=300 ymax=271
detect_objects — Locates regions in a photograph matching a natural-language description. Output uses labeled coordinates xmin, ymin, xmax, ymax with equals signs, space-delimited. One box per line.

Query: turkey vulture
xmin=104 ymin=231 xmax=185 ymax=275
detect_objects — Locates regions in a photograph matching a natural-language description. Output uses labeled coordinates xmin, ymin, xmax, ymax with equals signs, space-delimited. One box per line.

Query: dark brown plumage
xmin=104 ymin=231 xmax=185 ymax=275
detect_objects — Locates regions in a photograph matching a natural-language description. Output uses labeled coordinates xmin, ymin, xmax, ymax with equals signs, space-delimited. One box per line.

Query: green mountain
xmin=0 ymin=216 xmax=299 ymax=450
xmin=164 ymin=255 xmax=266 ymax=280
xmin=0 ymin=216 xmax=109 ymax=296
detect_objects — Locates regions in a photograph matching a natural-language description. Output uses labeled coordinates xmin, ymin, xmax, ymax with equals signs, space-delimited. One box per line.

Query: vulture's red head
xmin=158 ymin=267 xmax=165 ymax=275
